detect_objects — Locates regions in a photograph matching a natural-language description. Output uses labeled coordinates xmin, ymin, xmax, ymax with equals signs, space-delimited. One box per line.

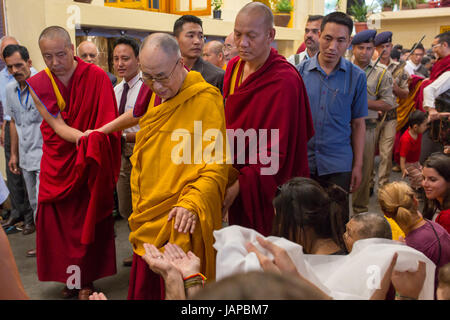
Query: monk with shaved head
xmin=203 ymin=40 xmax=226 ymax=69
xmin=222 ymin=2 xmax=315 ymax=236
xmin=26 ymin=26 xmax=121 ymax=299
xmin=85 ymin=32 xmax=230 ymax=300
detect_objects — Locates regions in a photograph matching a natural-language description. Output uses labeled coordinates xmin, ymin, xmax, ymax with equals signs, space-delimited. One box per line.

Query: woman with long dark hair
xmin=271 ymin=177 xmax=347 ymax=255
xmin=422 ymin=153 xmax=450 ymax=233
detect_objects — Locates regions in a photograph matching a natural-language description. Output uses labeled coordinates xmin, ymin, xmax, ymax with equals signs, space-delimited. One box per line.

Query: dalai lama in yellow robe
xmin=87 ymin=33 xmax=230 ymax=300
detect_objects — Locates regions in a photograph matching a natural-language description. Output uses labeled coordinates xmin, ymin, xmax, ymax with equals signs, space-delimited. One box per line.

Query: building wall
xmin=4 ymin=0 xmax=309 ymax=70
xmin=374 ymin=8 xmax=450 ymax=49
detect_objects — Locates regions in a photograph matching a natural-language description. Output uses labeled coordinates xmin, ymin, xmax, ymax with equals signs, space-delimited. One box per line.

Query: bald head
xmin=237 ymin=2 xmax=274 ymax=31
xmin=39 ymin=26 xmax=72 ymax=48
xmin=77 ymin=41 xmax=99 ymax=64
xmin=234 ymin=2 xmax=275 ymax=64
xmin=38 ymin=26 xmax=75 ymax=78
xmin=203 ymin=41 xmax=225 ymax=68
xmin=141 ymin=33 xmax=181 ymax=61
xmin=140 ymin=33 xmax=186 ymax=101
xmin=0 ymin=36 xmax=19 ymax=62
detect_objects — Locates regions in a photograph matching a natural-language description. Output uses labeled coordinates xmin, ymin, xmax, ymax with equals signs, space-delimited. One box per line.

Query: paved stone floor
xmin=5 ymin=159 xmax=404 ymax=300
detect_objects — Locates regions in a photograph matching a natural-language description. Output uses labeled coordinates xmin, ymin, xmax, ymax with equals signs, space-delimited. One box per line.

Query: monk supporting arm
xmin=30 ymin=89 xmax=83 ymax=144
xmin=92 ymin=109 xmax=139 ymax=135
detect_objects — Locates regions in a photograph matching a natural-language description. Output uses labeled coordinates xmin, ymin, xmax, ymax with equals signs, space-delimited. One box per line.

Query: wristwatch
xmin=122 ymin=132 xmax=127 ymax=143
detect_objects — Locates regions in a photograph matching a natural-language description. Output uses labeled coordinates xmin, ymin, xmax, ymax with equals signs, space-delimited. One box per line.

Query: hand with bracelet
xmin=163 ymin=243 xmax=204 ymax=298
xmin=142 ymin=242 xmax=203 ymax=299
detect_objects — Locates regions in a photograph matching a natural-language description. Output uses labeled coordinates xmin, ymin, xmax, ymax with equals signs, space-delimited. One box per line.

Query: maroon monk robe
xmin=27 ymin=57 xmax=121 ymax=286
xmin=224 ymin=47 xmax=315 ymax=236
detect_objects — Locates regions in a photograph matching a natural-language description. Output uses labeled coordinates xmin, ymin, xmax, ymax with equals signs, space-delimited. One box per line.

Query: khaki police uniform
xmin=353 ymin=61 xmax=395 ymax=214
xmin=373 ymin=58 xmax=409 ymax=187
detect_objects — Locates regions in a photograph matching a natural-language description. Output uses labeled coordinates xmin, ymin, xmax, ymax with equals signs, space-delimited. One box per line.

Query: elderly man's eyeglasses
xmin=142 ymin=58 xmax=180 ymax=85
xmin=431 ymin=43 xmax=442 ymax=49
xmin=224 ymin=44 xmax=236 ymax=51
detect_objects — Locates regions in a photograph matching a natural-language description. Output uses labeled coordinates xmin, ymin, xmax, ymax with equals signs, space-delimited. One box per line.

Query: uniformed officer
xmin=374 ymin=31 xmax=410 ymax=187
xmin=351 ymin=29 xmax=395 ymax=214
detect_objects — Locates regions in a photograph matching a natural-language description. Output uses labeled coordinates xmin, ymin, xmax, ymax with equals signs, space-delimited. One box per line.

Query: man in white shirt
xmin=112 ymin=36 xmax=143 ymax=266
xmin=287 ymin=15 xmax=323 ymax=66
xmin=421 ymin=31 xmax=450 ymax=159
xmin=404 ymin=43 xmax=425 ymax=77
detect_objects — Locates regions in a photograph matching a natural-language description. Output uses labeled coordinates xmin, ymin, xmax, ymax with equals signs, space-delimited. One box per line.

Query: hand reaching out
xmin=142 ymin=242 xmax=200 ymax=300
xmin=163 ymin=243 xmax=201 ymax=279
xmin=142 ymin=243 xmax=177 ymax=278
xmin=142 ymin=243 xmax=200 ymax=279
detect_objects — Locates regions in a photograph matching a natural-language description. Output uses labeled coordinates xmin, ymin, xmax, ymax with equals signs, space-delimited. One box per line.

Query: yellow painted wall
xmin=374 ymin=8 xmax=450 ymax=49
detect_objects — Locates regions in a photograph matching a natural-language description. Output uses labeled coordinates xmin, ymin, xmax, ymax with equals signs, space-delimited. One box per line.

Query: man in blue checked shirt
xmin=0 ymin=37 xmax=35 ymax=238
xmin=297 ymin=12 xmax=368 ymax=225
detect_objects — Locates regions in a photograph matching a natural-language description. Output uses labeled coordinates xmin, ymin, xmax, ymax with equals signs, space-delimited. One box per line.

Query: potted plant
xmin=402 ymin=0 xmax=417 ymax=9
xmin=349 ymin=1 xmax=374 ymax=33
xmin=272 ymin=0 xmax=293 ymax=27
xmin=212 ymin=0 xmax=223 ymax=19
xmin=379 ymin=0 xmax=398 ymax=11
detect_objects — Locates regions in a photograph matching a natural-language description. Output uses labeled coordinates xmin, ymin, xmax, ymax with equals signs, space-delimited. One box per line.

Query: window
xmin=105 ymin=0 xmax=212 ymax=15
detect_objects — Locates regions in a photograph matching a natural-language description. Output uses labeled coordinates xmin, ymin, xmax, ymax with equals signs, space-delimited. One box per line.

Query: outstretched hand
xmin=164 ymin=243 xmax=201 ymax=278
xmin=142 ymin=243 xmax=176 ymax=278
xmin=142 ymin=243 xmax=200 ymax=279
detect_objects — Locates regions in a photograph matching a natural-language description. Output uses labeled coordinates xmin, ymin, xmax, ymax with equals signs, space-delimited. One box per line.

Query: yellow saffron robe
xmin=128 ymin=71 xmax=229 ymax=280
xmin=396 ymin=79 xmax=423 ymax=131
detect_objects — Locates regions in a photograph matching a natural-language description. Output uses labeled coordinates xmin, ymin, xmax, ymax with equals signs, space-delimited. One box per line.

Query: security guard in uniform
xmin=351 ymin=30 xmax=395 ymax=214
xmin=373 ymin=31 xmax=410 ymax=188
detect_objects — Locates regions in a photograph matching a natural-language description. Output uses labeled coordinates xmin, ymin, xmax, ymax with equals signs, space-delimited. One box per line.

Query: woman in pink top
xmin=378 ymin=181 xmax=450 ymax=298
xmin=422 ymin=153 xmax=450 ymax=234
